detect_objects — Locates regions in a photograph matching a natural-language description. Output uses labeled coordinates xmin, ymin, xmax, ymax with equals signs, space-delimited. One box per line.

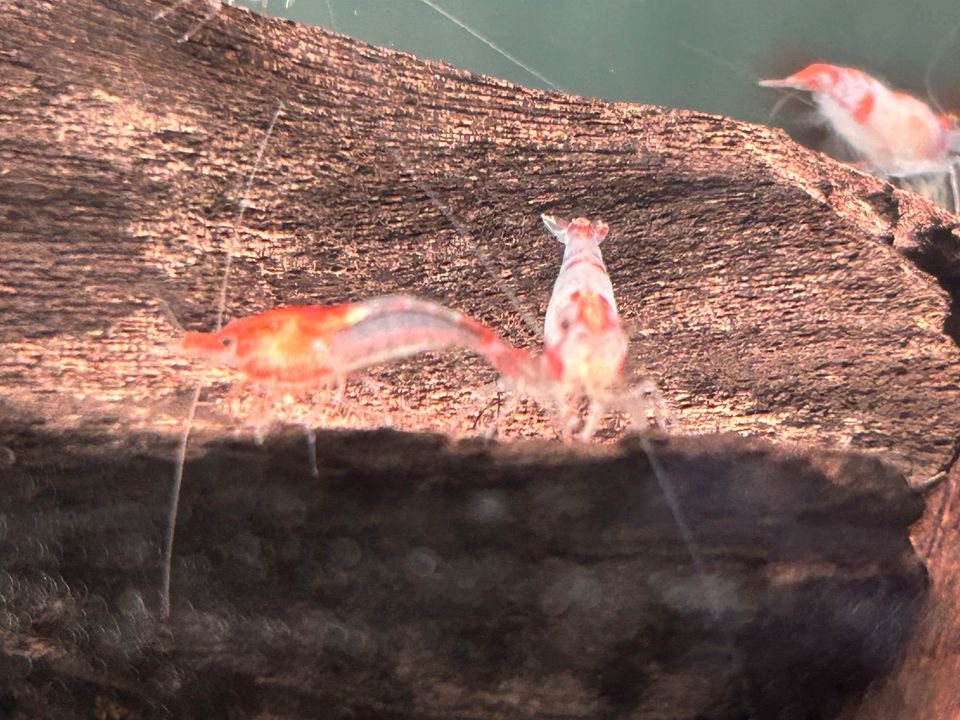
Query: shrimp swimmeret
xmin=759 ymin=63 xmax=960 ymax=210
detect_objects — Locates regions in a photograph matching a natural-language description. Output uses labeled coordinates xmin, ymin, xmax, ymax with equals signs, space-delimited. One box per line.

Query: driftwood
xmin=0 ymin=424 xmax=928 ymax=719
xmin=1 ymin=0 xmax=960 ymax=717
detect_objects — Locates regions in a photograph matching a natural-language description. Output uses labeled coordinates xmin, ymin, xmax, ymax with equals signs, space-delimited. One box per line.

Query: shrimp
xmin=759 ymin=63 xmax=960 ymax=211
xmin=540 ymin=215 xmax=630 ymax=439
xmin=178 ymin=294 xmax=539 ymax=394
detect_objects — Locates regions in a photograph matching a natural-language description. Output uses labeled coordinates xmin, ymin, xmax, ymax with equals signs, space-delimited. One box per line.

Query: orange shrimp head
xmin=178 ymin=304 xmax=369 ymax=384
xmin=180 ymin=324 xmax=242 ymax=366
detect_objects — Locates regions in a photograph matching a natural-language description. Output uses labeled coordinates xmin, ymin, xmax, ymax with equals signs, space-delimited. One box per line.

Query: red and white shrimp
xmin=759 ymin=63 xmax=960 ymax=209
xmin=539 ymin=215 xmax=630 ymax=439
xmin=178 ymin=294 xmax=540 ymax=399
xmin=177 ymin=216 xmax=658 ymax=443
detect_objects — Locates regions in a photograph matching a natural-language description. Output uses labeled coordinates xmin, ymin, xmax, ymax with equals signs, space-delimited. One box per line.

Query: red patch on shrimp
xmin=852 ymin=90 xmax=875 ymax=123
xmin=571 ymin=290 xmax=616 ymax=334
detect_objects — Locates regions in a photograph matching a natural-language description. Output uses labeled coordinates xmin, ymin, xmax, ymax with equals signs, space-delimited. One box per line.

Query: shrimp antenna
xmin=215 ymin=101 xmax=285 ymax=329
xmin=413 ymin=0 xmax=560 ymax=91
xmin=636 ymin=433 xmax=759 ymax=715
xmin=324 ymin=0 xmax=336 ymax=31
xmin=766 ymin=93 xmax=794 ymax=124
xmin=156 ymin=296 xmax=186 ymax=334
xmin=637 ymin=437 xmax=718 ymax=620
xmin=161 ymin=99 xmax=284 ymax=620
xmin=393 ymin=1 xmax=568 ymax=339
xmin=380 ymin=137 xmax=544 ymax=340
xmin=678 ymin=40 xmax=816 ymax=112
xmin=924 ymin=18 xmax=960 ymax=117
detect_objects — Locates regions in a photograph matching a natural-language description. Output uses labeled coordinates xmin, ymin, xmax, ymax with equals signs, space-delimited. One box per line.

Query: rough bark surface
xmin=1 ymin=0 xmax=960 ymax=717
xmin=0 ymin=423 xmax=929 ymax=719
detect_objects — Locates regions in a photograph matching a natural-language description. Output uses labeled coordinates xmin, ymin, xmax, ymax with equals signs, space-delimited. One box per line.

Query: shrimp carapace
xmin=759 ymin=62 xmax=954 ymax=176
xmin=179 ymin=295 xmax=539 ymax=390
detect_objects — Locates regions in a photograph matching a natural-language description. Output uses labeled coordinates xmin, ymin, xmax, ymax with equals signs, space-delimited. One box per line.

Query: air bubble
xmin=328 ymin=537 xmax=362 ymax=569
xmin=404 ymin=547 xmax=440 ymax=578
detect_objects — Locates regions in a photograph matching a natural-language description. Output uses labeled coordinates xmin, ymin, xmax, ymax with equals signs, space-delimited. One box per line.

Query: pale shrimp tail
xmin=327 ymin=295 xmax=542 ymax=388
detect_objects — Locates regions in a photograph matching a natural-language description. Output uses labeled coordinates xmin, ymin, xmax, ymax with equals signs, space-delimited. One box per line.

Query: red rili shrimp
xmin=759 ymin=63 xmax=960 ymax=209
xmin=178 ymin=216 xmax=652 ymax=443
xmin=540 ymin=215 xmax=630 ymax=439
xmin=178 ymin=294 xmax=539 ymax=394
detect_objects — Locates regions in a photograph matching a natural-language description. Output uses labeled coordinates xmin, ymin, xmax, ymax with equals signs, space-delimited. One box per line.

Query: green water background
xmin=242 ymin=0 xmax=960 ymax=127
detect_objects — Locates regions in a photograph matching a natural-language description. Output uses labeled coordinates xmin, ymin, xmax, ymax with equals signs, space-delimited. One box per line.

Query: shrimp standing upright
xmin=540 ymin=215 xmax=628 ymax=438
xmin=760 ymin=63 xmax=960 ymax=211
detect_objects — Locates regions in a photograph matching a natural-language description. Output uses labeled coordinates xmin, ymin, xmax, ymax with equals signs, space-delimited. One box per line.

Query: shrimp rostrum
xmin=177 ymin=215 xmax=664 ymax=441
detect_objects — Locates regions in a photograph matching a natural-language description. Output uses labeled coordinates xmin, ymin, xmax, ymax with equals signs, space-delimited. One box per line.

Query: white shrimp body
xmin=760 ymin=63 xmax=953 ymax=176
xmin=541 ymin=215 xmax=628 ymax=404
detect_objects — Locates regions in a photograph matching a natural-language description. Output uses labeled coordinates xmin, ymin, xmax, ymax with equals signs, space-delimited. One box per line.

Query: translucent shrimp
xmin=539 ymin=215 xmax=630 ymax=439
xmin=178 ymin=294 xmax=540 ymax=393
xmin=532 ymin=214 xmax=720 ymax=649
xmin=760 ymin=63 xmax=960 ymax=211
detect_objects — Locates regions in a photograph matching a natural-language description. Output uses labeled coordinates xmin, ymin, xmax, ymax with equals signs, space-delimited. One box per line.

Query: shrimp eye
xmin=220 ymin=336 xmax=233 ymax=347
xmin=560 ymin=319 xmax=572 ymax=331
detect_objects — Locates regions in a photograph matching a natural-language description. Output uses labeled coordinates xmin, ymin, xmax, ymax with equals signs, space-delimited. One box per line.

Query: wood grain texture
xmin=2 ymin=0 xmax=960 ymax=482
